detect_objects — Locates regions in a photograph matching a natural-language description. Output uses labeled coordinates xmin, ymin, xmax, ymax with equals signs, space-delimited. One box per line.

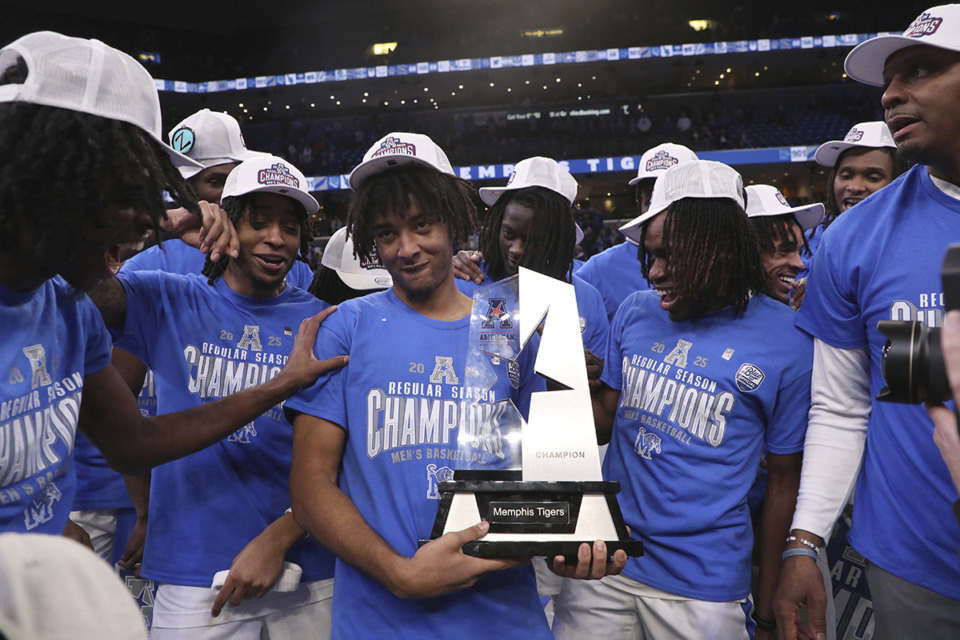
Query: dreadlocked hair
xmin=823 ymin=147 xmax=908 ymax=229
xmin=202 ymin=193 xmax=312 ymax=284
xmin=638 ymin=198 xmax=768 ymax=318
xmin=478 ymin=186 xmax=576 ymax=282
xmin=347 ymin=164 xmax=477 ymax=261
xmin=750 ymin=213 xmax=810 ymax=257
xmin=0 ymin=57 xmax=197 ymax=281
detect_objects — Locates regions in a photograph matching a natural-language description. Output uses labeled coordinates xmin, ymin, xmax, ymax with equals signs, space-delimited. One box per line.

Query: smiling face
xmin=499 ymin=201 xmax=535 ymax=277
xmin=832 ymin=148 xmax=896 ymax=213
xmin=373 ymin=199 xmax=455 ymax=307
xmin=882 ymin=45 xmax=960 ymax=176
xmin=643 ymin=211 xmax=698 ymax=322
xmin=64 ymin=203 xmax=154 ymax=292
xmin=224 ymin=193 xmax=303 ymax=298
xmin=759 ymin=218 xmax=805 ymax=304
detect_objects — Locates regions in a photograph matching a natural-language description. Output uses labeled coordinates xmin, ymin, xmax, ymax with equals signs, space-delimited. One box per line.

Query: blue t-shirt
xmin=70 ymin=241 xmax=314 ymax=511
xmin=457 ymin=266 xmax=610 ymax=361
xmin=285 ymin=288 xmax=551 ymax=640
xmin=574 ymin=241 xmax=653 ymax=323
xmin=798 ymin=222 xmax=825 ymax=281
xmin=115 ymin=271 xmax=334 ymax=586
xmin=602 ymin=291 xmax=811 ymax=601
xmin=0 ymin=277 xmax=112 ymax=533
xmin=796 ymin=165 xmax=960 ymax=599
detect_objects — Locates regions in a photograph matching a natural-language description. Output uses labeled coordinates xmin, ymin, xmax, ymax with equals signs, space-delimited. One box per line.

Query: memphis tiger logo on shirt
xmin=634 ymin=426 xmax=662 ymax=460
xmin=426 ymin=463 xmax=455 ymax=499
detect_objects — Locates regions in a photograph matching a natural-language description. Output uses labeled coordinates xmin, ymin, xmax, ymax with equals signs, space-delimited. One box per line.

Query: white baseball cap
xmin=349 ymin=132 xmax=455 ymax=190
xmin=222 ymin=155 xmax=319 ymax=213
xmin=0 ymin=31 xmax=201 ymax=170
xmin=845 ymin=5 xmax=960 ymax=86
xmin=479 ymin=156 xmax=578 ymax=206
xmin=321 ymin=226 xmax=392 ymax=290
xmin=628 ymin=143 xmax=699 ymax=186
xmin=168 ymin=108 xmax=265 ymax=179
xmin=619 ymin=160 xmax=744 ymax=242
xmin=479 ymin=156 xmax=584 ymax=244
xmin=813 ymin=121 xmax=897 ymax=167
xmin=0 ymin=533 xmax=149 ymax=640
xmin=744 ymin=184 xmax=824 ymax=232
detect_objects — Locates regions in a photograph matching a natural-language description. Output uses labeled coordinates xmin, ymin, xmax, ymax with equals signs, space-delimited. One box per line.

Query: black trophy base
xmin=419 ymin=480 xmax=643 ymax=559
xmin=458 ymin=539 xmax=644 ymax=560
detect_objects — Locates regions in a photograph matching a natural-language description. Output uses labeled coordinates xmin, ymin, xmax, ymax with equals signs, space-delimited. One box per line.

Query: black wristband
xmin=751 ymin=612 xmax=777 ymax=632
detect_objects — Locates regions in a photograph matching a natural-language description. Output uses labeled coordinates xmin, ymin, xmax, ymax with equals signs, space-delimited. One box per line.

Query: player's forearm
xmin=791 ymin=340 xmax=870 ymax=539
xmin=258 ymin=511 xmax=307 ymax=553
xmin=755 ymin=453 xmax=802 ymax=621
xmin=122 ymin=472 xmax=150 ymax=519
xmin=112 ymin=372 xmax=302 ymax=473
xmin=592 ymin=384 xmax=618 ymax=444
xmin=290 ymin=473 xmax=410 ymax=595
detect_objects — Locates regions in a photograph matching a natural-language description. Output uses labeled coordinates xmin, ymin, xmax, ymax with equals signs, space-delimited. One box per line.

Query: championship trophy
xmin=421 ymin=267 xmax=643 ymax=558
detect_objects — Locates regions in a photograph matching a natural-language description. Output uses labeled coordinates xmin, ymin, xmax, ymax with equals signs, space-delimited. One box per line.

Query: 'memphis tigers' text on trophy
xmin=421 ymin=267 xmax=643 ymax=559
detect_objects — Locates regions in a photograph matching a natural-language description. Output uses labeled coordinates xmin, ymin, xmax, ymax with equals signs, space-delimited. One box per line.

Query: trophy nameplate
xmin=420 ymin=268 xmax=643 ymax=559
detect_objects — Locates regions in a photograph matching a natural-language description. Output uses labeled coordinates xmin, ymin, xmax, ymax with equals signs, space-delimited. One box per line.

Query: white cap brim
xmin=478 ymin=187 xmax=505 ymax=206
xmin=237 ymin=185 xmax=318 ymax=213
xmin=627 ymin=175 xmax=655 ymax=187
xmin=179 ymin=149 xmax=266 ymax=180
xmin=348 ymin=156 xmax=439 ymax=191
xmin=844 ymin=34 xmax=935 ymax=86
xmin=337 ymin=270 xmax=392 ymax=290
xmin=618 ymin=209 xmax=659 ymax=244
xmin=814 ymin=141 xmax=860 ymax=168
xmin=750 ymin=202 xmax=824 ymax=232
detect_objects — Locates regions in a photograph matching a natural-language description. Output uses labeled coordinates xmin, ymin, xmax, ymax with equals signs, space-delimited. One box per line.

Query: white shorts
xmin=70 ymin=508 xmax=119 ymax=562
xmin=552 ymin=573 xmax=753 ymax=640
xmin=150 ymin=578 xmax=333 ymax=640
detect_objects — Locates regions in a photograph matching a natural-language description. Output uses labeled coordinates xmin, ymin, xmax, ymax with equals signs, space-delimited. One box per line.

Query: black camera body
xmin=878 ymin=244 xmax=960 ymax=404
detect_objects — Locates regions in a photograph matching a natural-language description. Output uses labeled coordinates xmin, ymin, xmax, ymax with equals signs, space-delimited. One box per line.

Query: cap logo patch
xmin=258 ymin=163 xmax=300 ymax=188
xmin=645 ymin=150 xmax=678 ymax=172
xmin=360 ymin=252 xmax=384 ymax=270
xmin=371 ymin=136 xmax=416 ymax=158
xmin=171 ymin=127 xmax=195 ymax=154
xmin=775 ymin=192 xmax=789 ymax=206
xmin=905 ymin=12 xmax=943 ymax=38
xmin=506 ymin=170 xmax=518 ymax=186
xmin=844 ymin=128 xmax=864 ymax=143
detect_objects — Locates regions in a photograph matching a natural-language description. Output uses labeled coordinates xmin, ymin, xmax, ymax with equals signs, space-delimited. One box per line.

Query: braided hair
xmin=347 ymin=164 xmax=477 ymax=261
xmin=638 ymin=198 xmax=768 ymax=318
xmin=0 ymin=56 xmax=197 ymax=289
xmin=750 ymin=213 xmax=809 ymax=257
xmin=478 ymin=186 xmax=576 ymax=282
xmin=201 ymin=193 xmax=311 ymax=284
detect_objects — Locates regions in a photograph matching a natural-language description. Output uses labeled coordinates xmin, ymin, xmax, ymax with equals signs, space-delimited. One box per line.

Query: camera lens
xmin=877 ymin=320 xmax=949 ymax=404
